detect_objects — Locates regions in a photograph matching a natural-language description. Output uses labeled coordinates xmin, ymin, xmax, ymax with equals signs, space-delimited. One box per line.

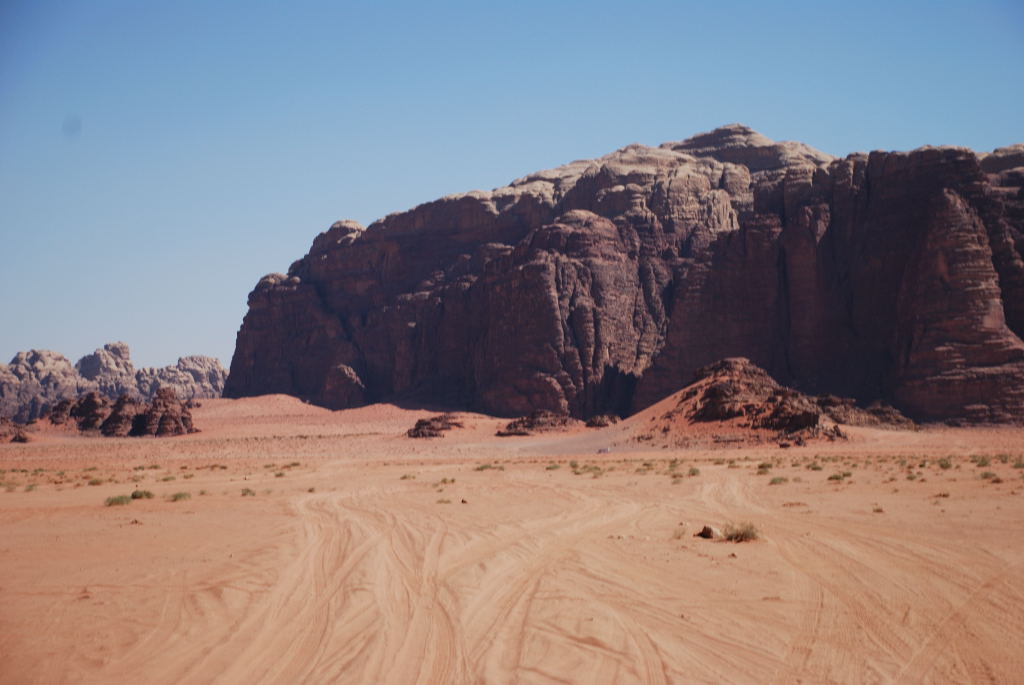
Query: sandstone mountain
xmin=0 ymin=342 xmax=226 ymax=422
xmin=225 ymin=125 xmax=1024 ymax=423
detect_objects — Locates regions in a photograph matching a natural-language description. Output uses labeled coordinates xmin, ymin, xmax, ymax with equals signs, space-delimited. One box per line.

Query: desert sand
xmin=1 ymin=395 xmax=1023 ymax=684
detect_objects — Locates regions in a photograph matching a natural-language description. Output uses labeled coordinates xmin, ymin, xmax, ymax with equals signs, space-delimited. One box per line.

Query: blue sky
xmin=1 ymin=0 xmax=1022 ymax=368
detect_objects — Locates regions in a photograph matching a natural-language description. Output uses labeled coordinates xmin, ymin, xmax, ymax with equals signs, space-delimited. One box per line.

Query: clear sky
xmin=1 ymin=0 xmax=1022 ymax=369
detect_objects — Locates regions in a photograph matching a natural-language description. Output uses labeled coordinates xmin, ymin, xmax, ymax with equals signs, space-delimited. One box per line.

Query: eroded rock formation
xmin=630 ymin=358 xmax=909 ymax=447
xmin=1 ymin=342 xmax=226 ymax=422
xmin=226 ymin=125 xmax=1024 ymax=423
xmin=49 ymin=388 xmax=196 ymax=437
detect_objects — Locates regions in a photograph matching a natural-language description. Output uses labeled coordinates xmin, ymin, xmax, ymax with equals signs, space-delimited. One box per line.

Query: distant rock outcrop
xmin=225 ymin=124 xmax=1024 ymax=423
xmin=406 ymin=413 xmax=464 ymax=438
xmin=632 ymin=357 xmax=910 ymax=446
xmin=0 ymin=342 xmax=226 ymax=422
xmin=496 ymin=410 xmax=581 ymax=437
xmin=127 ymin=387 xmax=196 ymax=437
xmin=50 ymin=388 xmax=196 ymax=437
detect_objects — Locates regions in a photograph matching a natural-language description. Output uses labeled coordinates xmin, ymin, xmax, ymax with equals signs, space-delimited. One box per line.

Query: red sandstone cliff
xmin=225 ymin=125 xmax=1024 ymax=422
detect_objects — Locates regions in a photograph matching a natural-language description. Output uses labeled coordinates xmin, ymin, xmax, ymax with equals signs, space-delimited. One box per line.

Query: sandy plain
xmin=1 ymin=395 xmax=1023 ymax=684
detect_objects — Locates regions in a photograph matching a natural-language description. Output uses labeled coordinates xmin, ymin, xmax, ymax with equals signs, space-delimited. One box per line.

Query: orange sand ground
xmin=1 ymin=395 xmax=1022 ymax=684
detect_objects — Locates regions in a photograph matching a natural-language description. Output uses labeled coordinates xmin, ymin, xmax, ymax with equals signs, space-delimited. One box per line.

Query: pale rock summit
xmin=0 ymin=342 xmax=227 ymax=422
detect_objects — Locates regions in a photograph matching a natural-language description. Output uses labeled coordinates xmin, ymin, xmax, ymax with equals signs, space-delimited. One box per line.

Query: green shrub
xmin=769 ymin=477 xmax=788 ymax=485
xmin=105 ymin=495 xmax=131 ymax=507
xmin=130 ymin=490 xmax=154 ymax=499
xmin=169 ymin=492 xmax=191 ymax=502
xmin=937 ymin=458 xmax=952 ymax=470
xmin=688 ymin=467 xmax=701 ymax=477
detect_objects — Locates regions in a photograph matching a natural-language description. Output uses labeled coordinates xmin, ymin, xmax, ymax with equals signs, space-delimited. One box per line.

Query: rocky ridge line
xmin=0 ymin=342 xmax=226 ymax=423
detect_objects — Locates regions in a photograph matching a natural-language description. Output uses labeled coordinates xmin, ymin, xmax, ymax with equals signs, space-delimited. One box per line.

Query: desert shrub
xmin=241 ymin=488 xmax=256 ymax=497
xmin=105 ymin=495 xmax=131 ymax=507
xmin=980 ymin=471 xmax=997 ymax=480
xmin=937 ymin=458 xmax=952 ymax=470
xmin=769 ymin=477 xmax=789 ymax=485
xmin=160 ymin=475 xmax=176 ymax=482
xmin=688 ymin=467 xmax=701 ymax=477
xmin=974 ymin=456 xmax=991 ymax=468
xmin=169 ymin=492 xmax=191 ymax=502
xmin=545 ymin=463 xmax=560 ymax=470
xmin=87 ymin=478 xmax=103 ymax=486
xmin=131 ymin=490 xmax=154 ymax=499
xmin=400 ymin=474 xmax=416 ymax=480
xmin=723 ymin=522 xmax=759 ymax=542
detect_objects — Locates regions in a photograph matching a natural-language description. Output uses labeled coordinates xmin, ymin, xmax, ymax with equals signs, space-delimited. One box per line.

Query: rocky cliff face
xmin=0 ymin=342 xmax=226 ymax=422
xmin=225 ymin=125 xmax=1024 ymax=423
